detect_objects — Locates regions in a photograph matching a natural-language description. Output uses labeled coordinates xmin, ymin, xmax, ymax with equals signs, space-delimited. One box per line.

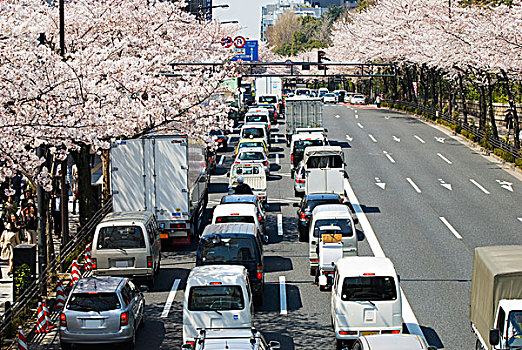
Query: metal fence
xmin=0 ymin=198 xmax=112 ymax=345
xmin=385 ymin=100 xmax=522 ymax=161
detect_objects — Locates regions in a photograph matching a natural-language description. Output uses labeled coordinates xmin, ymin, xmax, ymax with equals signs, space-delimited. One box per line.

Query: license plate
xmin=84 ymin=319 xmax=101 ymax=328
xmin=115 ymin=260 xmax=129 ymax=268
xmin=361 ymin=331 xmax=378 ymax=336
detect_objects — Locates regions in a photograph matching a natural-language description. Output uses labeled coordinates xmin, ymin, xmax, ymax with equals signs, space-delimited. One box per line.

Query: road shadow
xmin=328 ymin=140 xmax=351 ymax=149
xmin=146 ymin=267 xmax=191 ymax=293
xmin=212 ymin=167 xmax=228 ymax=176
xmin=421 ymin=325 xmax=444 ymax=349
xmin=208 ymin=183 xmax=228 ymax=194
xmin=360 ymin=204 xmax=381 ymax=214
xmin=268 ymin=174 xmax=282 ymax=181
xmin=265 ymin=202 xmax=289 ymax=212
xmin=356 ymin=228 xmax=365 ymax=242
xmin=264 ymin=256 xmax=293 ymax=273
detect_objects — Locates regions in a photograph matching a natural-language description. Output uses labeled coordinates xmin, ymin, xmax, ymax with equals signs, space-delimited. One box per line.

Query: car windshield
xmin=233 ymin=166 xmax=261 ymax=176
xmin=295 ymin=139 xmax=324 ymax=151
xmin=306 ymin=155 xmax=343 ymax=169
xmin=341 ymin=277 xmax=397 ymax=301
xmin=97 ymin=226 xmax=145 ymax=249
xmin=258 ymin=104 xmax=275 ymax=111
xmin=296 ymin=89 xmax=310 ymax=96
xmin=221 ymin=196 xmax=255 ymax=204
xmin=216 ymin=216 xmax=255 ymax=224
xmin=313 ymin=219 xmax=353 ymax=237
xmin=507 ymin=311 xmax=522 ymax=347
xmin=246 ymin=115 xmax=268 ymax=123
xmin=242 ymin=128 xmax=264 ymax=138
xmin=188 ymin=286 xmax=244 ymax=311
xmin=67 ymin=292 xmax=120 ymax=312
xmin=354 ymin=95 xmax=364 ymax=99
xmin=199 ymin=236 xmax=256 ymax=263
xmin=239 ymin=152 xmax=264 ymax=161
xmin=258 ymin=96 xmax=277 ymax=104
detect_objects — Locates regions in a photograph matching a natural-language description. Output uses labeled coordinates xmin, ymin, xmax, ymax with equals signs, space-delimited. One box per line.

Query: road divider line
xmin=440 ymin=217 xmax=463 ymax=239
xmin=437 ymin=153 xmax=453 ymax=165
xmin=277 ymin=214 xmax=283 ymax=236
xmin=275 ymin=154 xmax=280 ymax=164
xmin=406 ymin=178 xmax=422 ymax=193
xmin=219 ymin=155 xmax=225 ymax=165
xmin=414 ymin=135 xmax=426 ymax=144
xmin=368 ymin=134 xmax=377 ymax=143
xmin=383 ymin=151 xmax=396 ymax=163
xmin=344 ymin=178 xmax=426 ymax=342
xmin=279 ymin=276 xmax=288 ymax=315
xmin=470 ymin=179 xmax=490 ymax=194
xmin=355 ymin=114 xmax=359 ymax=119
xmin=357 ymin=122 xmax=364 ymax=129
xmin=161 ymin=279 xmax=181 ymax=318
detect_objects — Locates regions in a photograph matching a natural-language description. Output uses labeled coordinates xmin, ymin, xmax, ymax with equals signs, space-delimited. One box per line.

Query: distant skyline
xmin=213 ymin=0 xmax=278 ymax=40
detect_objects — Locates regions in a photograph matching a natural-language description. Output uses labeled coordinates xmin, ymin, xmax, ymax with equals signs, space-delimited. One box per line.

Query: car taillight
xmin=171 ymin=223 xmax=186 ymax=229
xmin=382 ymin=330 xmax=401 ymax=334
xmin=147 ymin=256 xmax=152 ymax=268
xmin=120 ymin=311 xmax=129 ymax=326
xmin=60 ymin=313 xmax=67 ymax=327
xmin=91 ymin=257 xmax=97 ymax=270
xmin=257 ymin=266 xmax=263 ymax=280
xmin=235 ymin=161 xmax=239 ymax=164
xmin=300 ymin=212 xmax=306 ymax=219
xmin=290 ymin=154 xmax=294 ymax=165
xmin=263 ymin=161 xmax=268 ymax=166
xmin=185 ymin=341 xmax=195 ymax=348
xmin=310 ymin=258 xmax=318 ymax=263
xmin=297 ymin=179 xmax=305 ymax=184
xmin=258 ymin=216 xmax=262 ymax=221
xmin=339 ymin=330 xmax=357 ymax=335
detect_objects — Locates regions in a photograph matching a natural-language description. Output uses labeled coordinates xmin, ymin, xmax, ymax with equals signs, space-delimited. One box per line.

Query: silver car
xmin=59 ymin=276 xmax=145 ymax=349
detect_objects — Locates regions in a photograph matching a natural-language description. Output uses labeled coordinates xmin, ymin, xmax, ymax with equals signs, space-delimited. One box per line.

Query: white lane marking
xmin=470 ymin=179 xmax=490 ymax=194
xmin=161 ymin=279 xmax=181 ymax=318
xmin=406 ymin=178 xmax=422 ymax=193
xmin=437 ymin=153 xmax=453 ymax=165
xmin=383 ymin=150 xmax=396 ymax=163
xmin=393 ymin=136 xmax=401 ymax=142
xmin=279 ymin=276 xmax=288 ymax=315
xmin=275 ymin=135 xmax=279 ymax=143
xmin=268 ymin=197 xmax=301 ymax=203
xmin=275 ymin=154 xmax=280 ymax=164
xmin=344 ymin=178 xmax=426 ymax=341
xmin=355 ymin=114 xmax=359 ymax=119
xmin=218 ymin=155 xmax=225 ymax=165
xmin=414 ymin=135 xmax=426 ymax=144
xmin=368 ymin=134 xmax=377 ymax=143
xmin=435 ymin=137 xmax=446 ymax=143
xmin=496 ymin=180 xmax=514 ymax=192
xmin=385 ymin=116 xmax=390 ymax=120
xmin=375 ymin=177 xmax=386 ymax=190
xmin=439 ymin=178 xmax=453 ymax=191
xmin=345 ymin=135 xmax=353 ymax=141
xmin=277 ymin=214 xmax=283 ymax=236
xmin=335 ymin=115 xmax=340 ymax=119
xmin=357 ymin=123 xmax=364 ymax=129
xmin=440 ymin=217 xmax=463 ymax=239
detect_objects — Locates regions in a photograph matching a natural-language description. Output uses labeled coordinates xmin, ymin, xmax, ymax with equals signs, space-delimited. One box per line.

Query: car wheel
xmin=336 ymin=339 xmax=344 ymax=350
xmin=222 ymin=141 xmax=228 ymax=150
xmin=60 ymin=342 xmax=73 ymax=350
xmin=298 ymin=229 xmax=307 ymax=242
xmin=139 ymin=313 xmax=145 ymax=328
xmin=290 ymin=169 xmax=294 ymax=179
xmin=310 ymin=266 xmax=316 ymax=276
xmin=475 ymin=339 xmax=483 ymax=350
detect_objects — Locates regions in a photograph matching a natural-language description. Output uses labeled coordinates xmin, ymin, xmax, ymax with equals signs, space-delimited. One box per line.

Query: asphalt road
xmin=40 ymin=103 xmax=522 ymax=350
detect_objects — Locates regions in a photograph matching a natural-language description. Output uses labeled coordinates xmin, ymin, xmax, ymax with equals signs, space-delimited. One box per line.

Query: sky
xmin=212 ymin=0 xmax=277 ymax=40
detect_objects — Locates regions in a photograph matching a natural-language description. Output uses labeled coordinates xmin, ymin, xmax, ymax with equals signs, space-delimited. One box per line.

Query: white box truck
xmin=471 ymin=245 xmax=522 ymax=350
xmin=285 ymin=97 xmax=323 ymax=145
xmin=255 ymin=77 xmax=282 ymax=103
xmin=110 ymin=135 xmax=208 ymax=246
xmin=303 ymin=146 xmax=346 ymax=199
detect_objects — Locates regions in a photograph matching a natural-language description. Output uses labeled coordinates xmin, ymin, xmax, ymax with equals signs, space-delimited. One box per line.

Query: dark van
xmin=196 ymin=223 xmax=264 ymax=305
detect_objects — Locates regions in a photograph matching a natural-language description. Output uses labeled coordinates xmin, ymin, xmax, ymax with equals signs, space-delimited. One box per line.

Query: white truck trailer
xmin=110 ymin=135 xmax=208 ymax=246
xmin=303 ymin=146 xmax=345 ymax=200
xmin=255 ymin=77 xmax=282 ymax=103
xmin=471 ymin=245 xmax=522 ymax=350
xmin=285 ymin=97 xmax=323 ymax=145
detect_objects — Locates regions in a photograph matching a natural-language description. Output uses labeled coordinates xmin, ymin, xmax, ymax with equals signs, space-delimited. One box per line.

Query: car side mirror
xmin=139 ymin=285 xmax=149 ymax=293
xmin=353 ymin=217 xmax=359 ymax=225
xmin=489 ymin=328 xmax=500 ymax=346
xmin=269 ymin=341 xmax=281 ymax=350
xmin=293 ymin=203 xmax=299 ymax=207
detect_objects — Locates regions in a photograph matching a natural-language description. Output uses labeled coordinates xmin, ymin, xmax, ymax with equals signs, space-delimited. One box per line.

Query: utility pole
xmin=37 ymin=147 xmax=47 ymax=295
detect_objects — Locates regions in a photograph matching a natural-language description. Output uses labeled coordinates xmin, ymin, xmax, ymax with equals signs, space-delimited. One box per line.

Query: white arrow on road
xmin=385 ymin=116 xmax=390 ymax=120
xmin=335 ymin=114 xmax=340 ymax=119
xmin=435 ymin=137 xmax=446 ymax=143
xmin=375 ymin=177 xmax=386 ymax=190
xmin=346 ymin=134 xmax=353 ymax=141
xmin=496 ymin=179 xmax=514 ymax=192
xmin=393 ymin=136 xmax=401 ymax=142
xmin=439 ymin=178 xmax=453 ymax=191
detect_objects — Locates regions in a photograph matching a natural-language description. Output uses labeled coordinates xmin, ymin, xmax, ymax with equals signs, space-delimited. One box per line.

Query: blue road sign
xmin=232 ymin=40 xmax=258 ymax=62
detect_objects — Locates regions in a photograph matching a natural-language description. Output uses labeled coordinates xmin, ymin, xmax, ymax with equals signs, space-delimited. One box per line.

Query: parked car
xmin=235 ymin=147 xmax=270 ymax=176
xmin=322 ymin=93 xmax=338 ymax=104
xmin=59 ymin=276 xmax=145 ymax=349
xmin=350 ymin=94 xmax=366 ymax=104
xmin=294 ymin=193 xmax=344 ymax=242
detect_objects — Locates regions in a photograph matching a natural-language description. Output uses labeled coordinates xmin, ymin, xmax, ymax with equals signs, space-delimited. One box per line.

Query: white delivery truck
xmin=285 ymin=97 xmax=323 ymax=145
xmin=255 ymin=77 xmax=282 ymax=103
xmin=471 ymin=245 xmax=522 ymax=350
xmin=303 ymin=146 xmax=345 ymax=199
xmin=111 ymin=135 xmax=208 ymax=246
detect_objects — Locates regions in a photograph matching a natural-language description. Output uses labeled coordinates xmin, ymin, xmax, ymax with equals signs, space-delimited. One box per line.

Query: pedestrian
xmin=51 ymin=192 xmax=61 ymax=239
xmin=1 ymin=222 xmax=20 ymax=276
xmin=23 ymin=205 xmax=37 ymax=244
xmin=71 ymin=164 xmax=78 ymax=214
xmin=9 ymin=213 xmax=23 ymax=243
xmin=375 ymin=95 xmax=382 ymax=108
xmin=3 ymin=195 xmax=17 ymax=218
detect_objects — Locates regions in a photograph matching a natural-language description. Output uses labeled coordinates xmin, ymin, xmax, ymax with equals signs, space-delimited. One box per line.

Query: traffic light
xmin=318 ymin=50 xmax=330 ymax=70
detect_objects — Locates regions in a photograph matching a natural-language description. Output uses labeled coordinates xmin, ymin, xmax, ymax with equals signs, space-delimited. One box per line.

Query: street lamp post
xmin=220 ymin=20 xmax=239 ymax=24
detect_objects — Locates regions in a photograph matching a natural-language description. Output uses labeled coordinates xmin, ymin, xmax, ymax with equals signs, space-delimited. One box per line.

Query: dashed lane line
xmin=440 ymin=217 xmax=463 ymax=239
xmin=279 ymin=276 xmax=288 ymax=315
xmin=383 ymin=151 xmax=396 ymax=163
xmin=219 ymin=155 xmax=225 ymax=165
xmin=368 ymin=134 xmax=377 ymax=143
xmin=161 ymin=279 xmax=181 ymax=318
xmin=277 ymin=214 xmax=284 ymax=236
xmin=414 ymin=135 xmax=426 ymax=144
xmin=357 ymin=123 xmax=364 ymax=129
xmin=406 ymin=178 xmax=422 ymax=193
xmin=437 ymin=153 xmax=453 ymax=165
xmin=470 ymin=179 xmax=490 ymax=194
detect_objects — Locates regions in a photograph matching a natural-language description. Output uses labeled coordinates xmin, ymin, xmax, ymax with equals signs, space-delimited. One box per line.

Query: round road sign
xmin=221 ymin=36 xmax=233 ymax=48
xmin=285 ymin=59 xmax=293 ymax=64
xmin=233 ymin=36 xmax=246 ymax=48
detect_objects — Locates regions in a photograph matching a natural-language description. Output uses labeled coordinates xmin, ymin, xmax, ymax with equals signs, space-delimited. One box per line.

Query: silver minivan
xmin=91 ymin=211 xmax=161 ymax=288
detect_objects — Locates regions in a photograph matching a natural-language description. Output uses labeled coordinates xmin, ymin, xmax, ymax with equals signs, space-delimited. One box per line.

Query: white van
xmin=183 ymin=265 xmax=253 ymax=346
xmin=309 ymin=204 xmax=357 ymax=276
xmin=212 ymin=203 xmax=266 ymax=236
xmin=240 ymin=124 xmax=270 ymax=148
xmin=91 ymin=211 xmax=161 ymax=288
xmin=331 ymin=257 xmax=403 ymax=349
xmin=245 ymin=109 xmax=271 ymax=135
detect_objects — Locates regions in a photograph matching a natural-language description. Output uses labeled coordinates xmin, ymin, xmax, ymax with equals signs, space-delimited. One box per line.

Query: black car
xmin=290 ymin=138 xmax=325 ymax=177
xmin=220 ymin=195 xmax=267 ymax=237
xmin=196 ymin=223 xmax=264 ymax=305
xmin=294 ymin=193 xmax=344 ymax=242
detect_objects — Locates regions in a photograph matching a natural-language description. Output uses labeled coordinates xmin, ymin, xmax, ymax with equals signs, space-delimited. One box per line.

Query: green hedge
xmin=494 ymin=148 xmax=515 ymax=163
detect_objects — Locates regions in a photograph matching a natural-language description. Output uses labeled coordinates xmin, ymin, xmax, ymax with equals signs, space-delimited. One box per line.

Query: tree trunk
xmin=486 ymin=74 xmax=499 ymax=139
xmin=438 ymin=72 xmax=443 ymax=113
xmin=101 ymin=149 xmax=111 ymax=206
xmin=71 ymin=145 xmax=96 ymax=226
xmin=420 ymin=66 xmax=428 ymax=106
xmin=501 ymin=70 xmax=520 ymax=149
xmin=478 ymin=84 xmax=486 ymax=130
xmin=448 ymin=79 xmax=454 ymax=120
xmin=458 ymin=74 xmax=468 ymax=124
xmin=430 ymin=69 xmax=437 ymax=107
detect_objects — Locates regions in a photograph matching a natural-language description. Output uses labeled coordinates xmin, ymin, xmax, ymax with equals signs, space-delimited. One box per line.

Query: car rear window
xmin=295 ymin=139 xmax=324 ymax=151
xmin=306 ymin=199 xmax=340 ymax=212
xmin=242 ymin=128 xmax=264 ymax=138
xmin=313 ymin=219 xmax=353 ymax=237
xmin=306 ymin=155 xmax=343 ymax=168
xmin=233 ymin=166 xmax=261 ymax=176
xmin=200 ymin=236 xmax=256 ymax=263
xmin=239 ymin=152 xmax=264 ymax=161
xmin=239 ymin=142 xmax=263 ymax=149
xmin=67 ymin=293 xmax=121 ymax=312
xmin=258 ymin=96 xmax=277 ymax=104
xmin=246 ymin=115 xmax=268 ymax=123
xmin=216 ymin=216 xmax=255 ymax=224
xmin=97 ymin=226 xmax=146 ymax=249
xmin=341 ymin=277 xmax=397 ymax=301
xmin=188 ymin=286 xmax=244 ymax=311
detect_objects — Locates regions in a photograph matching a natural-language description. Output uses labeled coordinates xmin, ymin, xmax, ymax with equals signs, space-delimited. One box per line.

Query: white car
xmin=350 ymin=94 xmax=366 ymax=104
xmin=235 ymin=147 xmax=270 ymax=176
xmin=322 ymin=93 xmax=337 ymax=104
xmin=293 ymin=162 xmax=306 ymax=196
xmin=352 ymin=334 xmax=436 ymax=350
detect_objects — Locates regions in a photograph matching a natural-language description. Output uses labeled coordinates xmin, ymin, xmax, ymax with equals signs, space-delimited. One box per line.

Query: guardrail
xmin=0 ymin=198 xmax=112 ymax=346
xmin=385 ymin=100 xmax=522 ymax=161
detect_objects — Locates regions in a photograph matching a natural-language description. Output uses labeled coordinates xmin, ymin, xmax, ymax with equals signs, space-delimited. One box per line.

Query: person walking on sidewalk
xmin=23 ymin=206 xmax=37 ymax=244
xmin=375 ymin=95 xmax=382 ymax=108
xmin=1 ymin=222 xmax=20 ymax=276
